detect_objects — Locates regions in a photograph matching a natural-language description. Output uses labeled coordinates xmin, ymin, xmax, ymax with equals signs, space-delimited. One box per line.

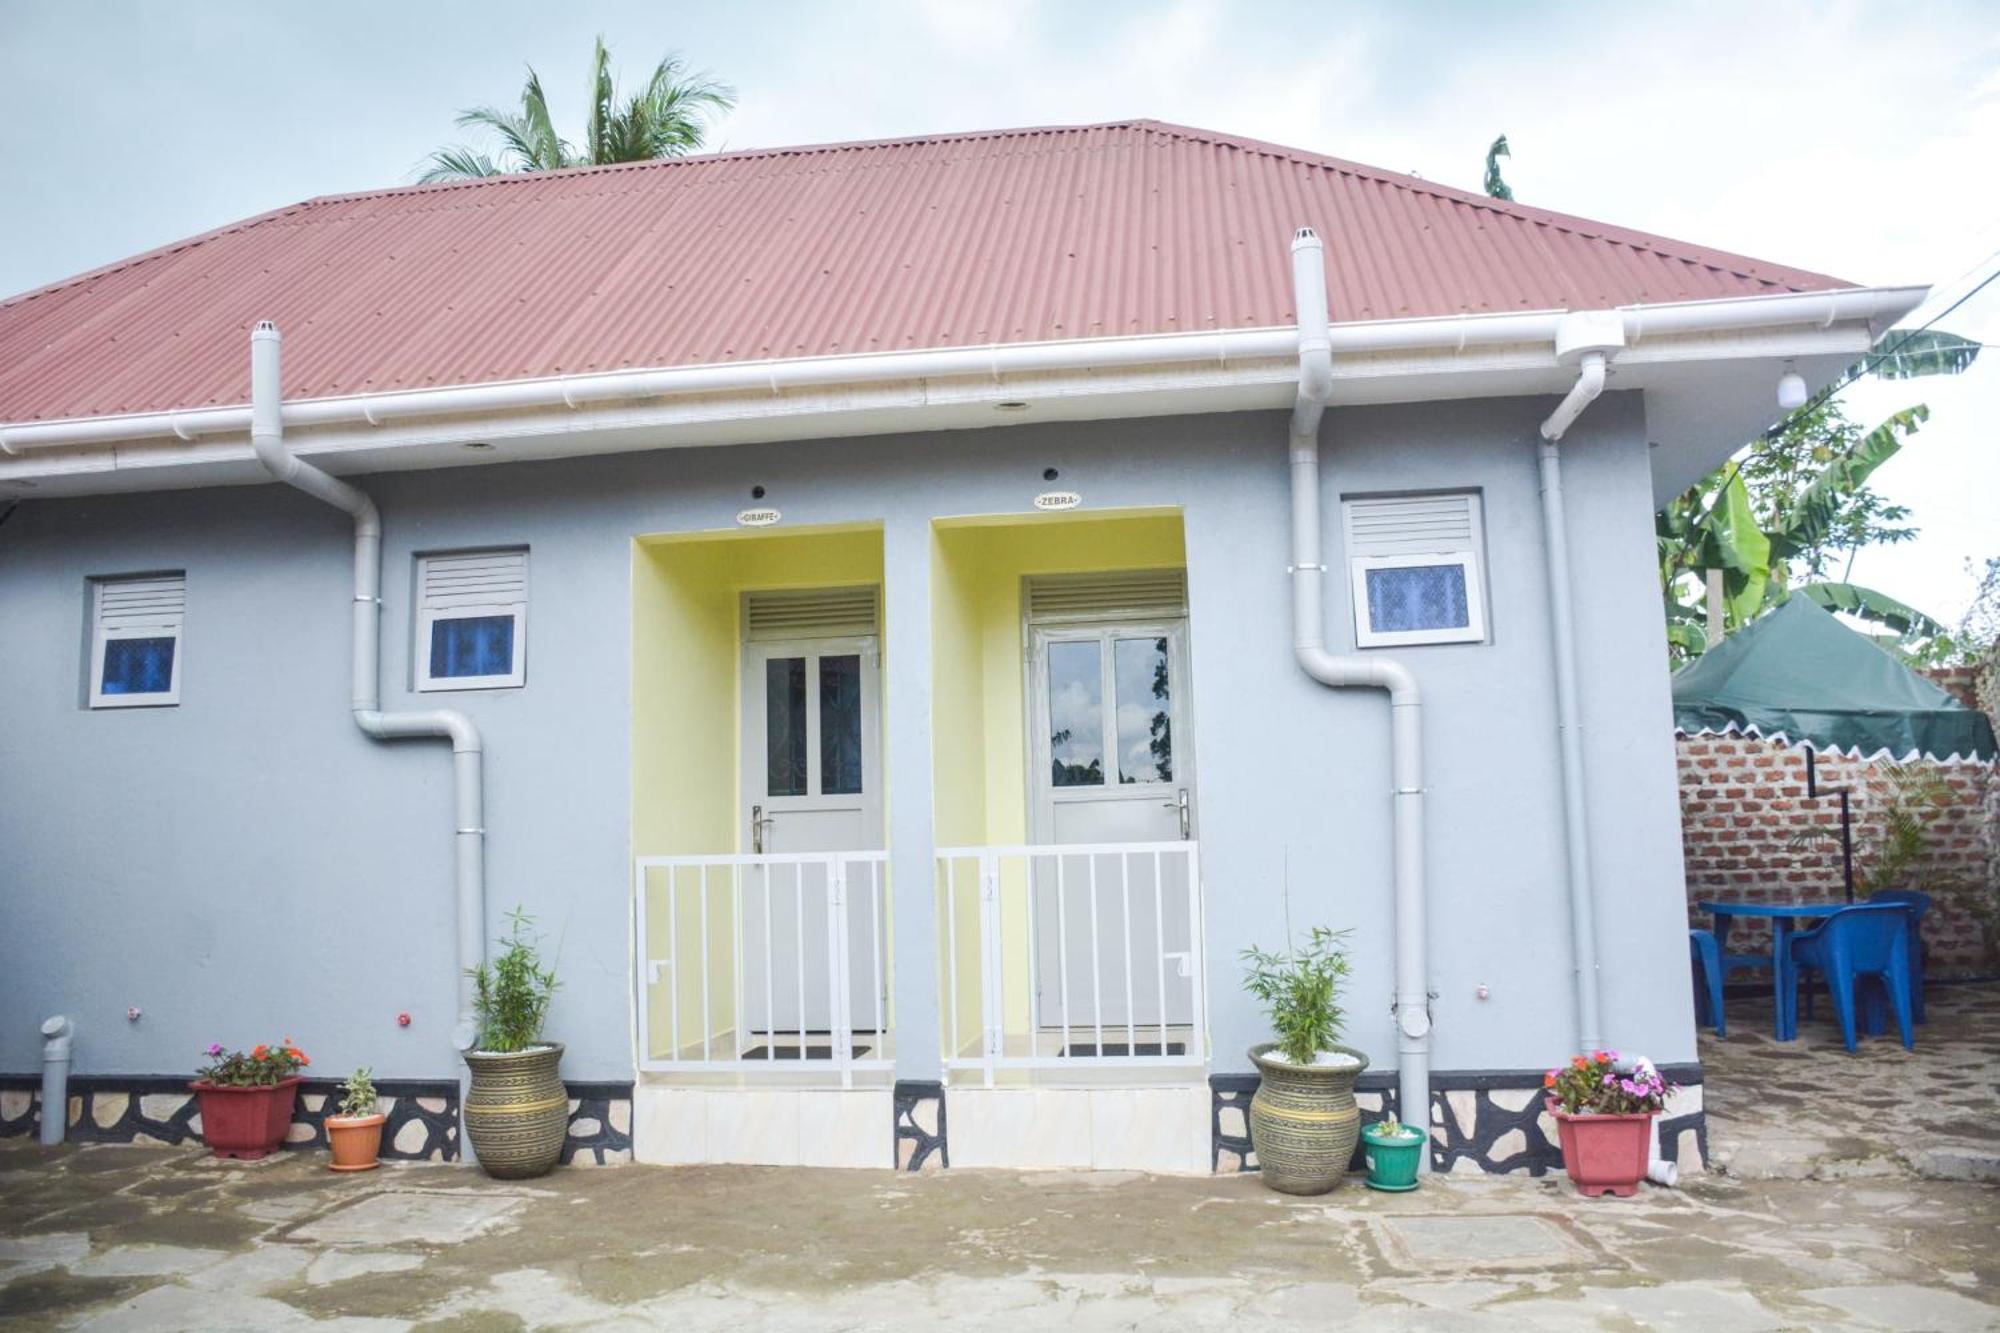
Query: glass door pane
xmin=1047 ymin=639 xmax=1105 ymax=787
xmin=765 ymin=657 xmax=808 ymax=796
xmin=818 ymin=654 xmax=864 ymax=795
xmin=1113 ymin=636 xmax=1172 ymax=784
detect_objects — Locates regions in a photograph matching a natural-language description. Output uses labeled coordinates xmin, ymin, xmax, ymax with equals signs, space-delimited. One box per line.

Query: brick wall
xmin=1677 ymin=664 xmax=1999 ymax=975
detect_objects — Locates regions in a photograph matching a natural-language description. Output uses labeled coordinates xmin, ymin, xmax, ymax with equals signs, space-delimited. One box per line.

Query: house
xmin=0 ymin=121 xmax=1922 ymax=1173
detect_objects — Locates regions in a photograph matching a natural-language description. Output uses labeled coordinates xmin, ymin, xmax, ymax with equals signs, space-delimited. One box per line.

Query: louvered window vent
xmin=745 ymin=586 xmax=880 ymax=641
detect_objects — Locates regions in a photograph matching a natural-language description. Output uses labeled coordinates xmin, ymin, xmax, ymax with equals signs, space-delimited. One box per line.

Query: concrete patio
xmin=2 ymin=983 xmax=1996 ymax=1330
xmin=3 ymin=1137 xmax=1996 ymax=1328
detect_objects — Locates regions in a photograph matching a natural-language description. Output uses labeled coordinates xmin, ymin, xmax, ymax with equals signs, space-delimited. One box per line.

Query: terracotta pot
xmin=1247 ymin=1043 xmax=1369 ymax=1195
xmin=1547 ymin=1096 xmax=1655 ymax=1198
xmin=190 ymin=1077 xmax=301 ymax=1160
xmin=326 ymin=1112 xmax=386 ymax=1172
xmin=463 ymin=1042 xmax=567 ymax=1179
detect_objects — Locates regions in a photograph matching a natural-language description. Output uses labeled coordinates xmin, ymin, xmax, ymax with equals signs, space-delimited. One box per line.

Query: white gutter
xmin=0 ymin=286 xmax=1925 ymax=454
xmin=1534 ymin=313 xmax=1626 ymax=1052
xmin=247 ymin=322 xmax=488 ymax=1156
xmin=1285 ymin=228 xmax=1433 ymax=1165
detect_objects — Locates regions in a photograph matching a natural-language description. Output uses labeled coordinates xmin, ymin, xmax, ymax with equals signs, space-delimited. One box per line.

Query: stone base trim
xmin=2 ymin=1075 xmax=635 ymax=1167
xmin=894 ymin=1080 xmax=947 ymax=1171
xmin=1210 ymin=1065 xmax=1706 ymax=1178
xmin=561 ymin=1081 xmax=635 ymax=1166
xmin=948 ymin=1085 xmax=1209 ymax=1172
xmin=632 ymin=1085 xmax=891 ymax=1167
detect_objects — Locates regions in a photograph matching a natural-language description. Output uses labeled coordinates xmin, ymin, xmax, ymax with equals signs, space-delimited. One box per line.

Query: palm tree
xmin=420 ymin=37 xmax=733 ymax=183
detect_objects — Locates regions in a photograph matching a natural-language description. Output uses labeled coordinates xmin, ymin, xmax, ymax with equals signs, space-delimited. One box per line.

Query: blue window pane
xmin=430 ymin=615 xmax=515 ymax=679
xmin=1366 ymin=564 xmax=1470 ymax=634
xmin=101 ymin=636 xmax=176 ymax=695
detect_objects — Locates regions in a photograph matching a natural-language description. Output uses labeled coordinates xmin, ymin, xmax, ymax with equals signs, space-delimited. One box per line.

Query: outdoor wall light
xmin=1777 ymin=366 xmax=1808 ymax=411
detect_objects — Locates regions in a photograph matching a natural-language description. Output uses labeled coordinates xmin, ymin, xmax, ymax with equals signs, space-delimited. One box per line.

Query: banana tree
xmin=1658 ymin=405 xmax=1952 ymax=659
xmin=1659 ymin=325 xmax=1980 ymax=662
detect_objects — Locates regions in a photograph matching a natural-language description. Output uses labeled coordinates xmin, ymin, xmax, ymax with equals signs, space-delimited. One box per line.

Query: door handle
xmin=1160 ymin=788 xmax=1191 ymax=840
xmin=751 ymin=804 xmax=774 ymax=854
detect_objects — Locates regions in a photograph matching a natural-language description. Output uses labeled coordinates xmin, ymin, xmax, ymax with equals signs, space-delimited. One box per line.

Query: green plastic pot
xmin=1361 ymin=1121 xmax=1424 ymax=1192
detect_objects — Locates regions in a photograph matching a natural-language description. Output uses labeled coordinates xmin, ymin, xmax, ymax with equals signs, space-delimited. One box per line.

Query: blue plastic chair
xmin=1868 ymin=888 xmax=1931 ymax=1024
xmin=1783 ymin=904 xmax=1916 ymax=1052
xmin=1688 ymin=928 xmax=1726 ymax=1036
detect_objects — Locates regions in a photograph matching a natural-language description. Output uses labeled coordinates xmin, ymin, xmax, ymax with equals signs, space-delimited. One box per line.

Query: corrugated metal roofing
xmin=0 ymin=120 xmax=1852 ymax=424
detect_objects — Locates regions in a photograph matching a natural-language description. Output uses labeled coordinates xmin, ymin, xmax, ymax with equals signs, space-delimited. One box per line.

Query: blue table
xmin=1697 ymin=900 xmax=1844 ymax=1039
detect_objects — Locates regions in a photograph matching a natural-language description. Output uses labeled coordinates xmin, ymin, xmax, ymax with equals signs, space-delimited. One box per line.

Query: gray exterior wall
xmin=0 ymin=393 xmax=1695 ymax=1085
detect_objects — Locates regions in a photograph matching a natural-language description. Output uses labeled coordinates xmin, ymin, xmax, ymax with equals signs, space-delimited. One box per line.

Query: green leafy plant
xmin=469 ymin=907 xmax=560 ymax=1053
xmin=196 ymin=1039 xmax=309 ymax=1087
xmin=1372 ymin=1116 xmax=1421 ymax=1140
xmin=1240 ymin=927 xmax=1351 ymax=1065
xmin=337 ymin=1067 xmax=379 ymax=1118
xmin=1788 ymin=761 xmax=1959 ymax=894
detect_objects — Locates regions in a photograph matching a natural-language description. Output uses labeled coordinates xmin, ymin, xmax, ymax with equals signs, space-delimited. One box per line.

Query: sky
xmin=2 ymin=0 xmax=1995 ymax=622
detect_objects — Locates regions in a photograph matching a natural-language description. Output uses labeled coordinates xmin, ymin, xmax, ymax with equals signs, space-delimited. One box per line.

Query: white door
xmin=740 ymin=633 xmax=885 ymax=1053
xmin=1028 ymin=622 xmax=1197 ymax=1044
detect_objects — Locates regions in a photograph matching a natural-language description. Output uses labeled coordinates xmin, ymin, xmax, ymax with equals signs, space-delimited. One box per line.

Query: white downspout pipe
xmin=1536 ymin=315 xmax=1623 ymax=1051
xmin=1286 ymin=228 xmax=1433 ymax=1165
xmin=39 ymin=1016 xmax=71 ymax=1146
xmin=248 ymin=322 xmax=488 ymax=1159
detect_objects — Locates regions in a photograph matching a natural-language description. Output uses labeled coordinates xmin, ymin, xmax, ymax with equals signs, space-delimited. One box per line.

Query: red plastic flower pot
xmin=1547 ymin=1096 xmax=1655 ymax=1198
xmin=190 ymin=1077 xmax=302 ymax=1160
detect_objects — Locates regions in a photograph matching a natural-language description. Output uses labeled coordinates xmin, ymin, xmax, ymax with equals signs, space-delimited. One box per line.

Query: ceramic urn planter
xmin=1247 ymin=1042 xmax=1369 ymax=1194
xmin=463 ymin=1042 xmax=567 ymax=1178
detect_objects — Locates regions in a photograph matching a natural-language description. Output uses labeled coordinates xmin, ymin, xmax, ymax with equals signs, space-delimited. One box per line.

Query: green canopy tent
xmin=1672 ymin=595 xmax=1997 ymax=899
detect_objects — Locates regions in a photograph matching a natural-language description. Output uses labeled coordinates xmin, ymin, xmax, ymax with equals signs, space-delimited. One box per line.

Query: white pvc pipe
xmin=1538 ymin=353 xmax=1607 ymax=1051
xmin=39 ymin=1015 xmax=70 ymax=1146
xmin=248 ymin=323 xmax=487 ymax=1159
xmin=0 ymin=286 xmax=1925 ymax=454
xmin=1286 ymin=228 xmax=1432 ymax=1168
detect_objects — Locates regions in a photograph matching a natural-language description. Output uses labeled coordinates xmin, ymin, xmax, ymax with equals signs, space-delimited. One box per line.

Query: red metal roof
xmin=0 ymin=120 xmax=1852 ymax=424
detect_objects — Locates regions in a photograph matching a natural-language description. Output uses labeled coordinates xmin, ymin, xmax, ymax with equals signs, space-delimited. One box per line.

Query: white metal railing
xmin=936 ymin=841 xmax=1206 ymax=1084
xmin=634 ymin=851 xmax=892 ymax=1085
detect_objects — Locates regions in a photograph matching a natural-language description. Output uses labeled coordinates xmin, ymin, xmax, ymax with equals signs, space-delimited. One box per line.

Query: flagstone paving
xmin=1701 ymin=981 xmax=2000 ymax=1183
xmin=2 ymin=1136 xmax=1996 ymax=1330
xmin=2 ymin=982 xmax=1995 ymax=1329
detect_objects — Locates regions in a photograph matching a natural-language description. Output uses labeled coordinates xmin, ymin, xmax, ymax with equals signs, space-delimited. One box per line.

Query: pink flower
xmin=204 ymin=1043 xmax=223 ymax=1057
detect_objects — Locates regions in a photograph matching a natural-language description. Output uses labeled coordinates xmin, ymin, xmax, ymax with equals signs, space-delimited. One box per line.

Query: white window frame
xmin=414 ymin=550 xmax=528 ymax=692
xmin=88 ymin=574 xmax=185 ymax=709
xmin=1344 ymin=493 xmax=1488 ymax=649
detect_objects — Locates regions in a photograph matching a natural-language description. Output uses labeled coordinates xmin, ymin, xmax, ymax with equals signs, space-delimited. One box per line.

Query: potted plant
xmin=463 ymin=907 xmax=567 ymax=1179
xmin=326 ymin=1067 xmax=385 ymax=1172
xmin=1361 ymin=1116 xmax=1425 ymax=1192
xmin=191 ymin=1039 xmax=309 ymax=1160
xmin=1544 ymin=1050 xmax=1673 ymax=1198
xmin=1241 ymin=927 xmax=1368 ymax=1195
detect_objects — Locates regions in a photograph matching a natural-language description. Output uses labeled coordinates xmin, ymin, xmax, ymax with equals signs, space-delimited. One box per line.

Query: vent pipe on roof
xmin=248 ymin=322 xmax=488 ymax=1160
xmin=1285 ymin=228 xmax=1433 ymax=1167
xmin=1536 ymin=312 xmax=1626 ymax=1052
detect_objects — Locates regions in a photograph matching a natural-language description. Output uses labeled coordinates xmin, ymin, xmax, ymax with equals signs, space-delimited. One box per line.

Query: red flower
xmin=251 ymin=1044 xmax=269 ymax=1060
xmin=1543 ymin=1071 xmax=1557 ymax=1088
